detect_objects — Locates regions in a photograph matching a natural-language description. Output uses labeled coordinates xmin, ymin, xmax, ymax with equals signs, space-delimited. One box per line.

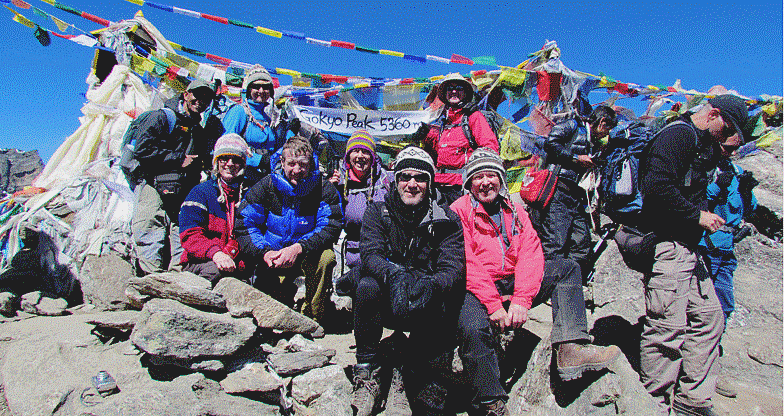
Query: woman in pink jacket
xmin=450 ymin=148 xmax=620 ymax=416
xmin=425 ymin=73 xmax=499 ymax=205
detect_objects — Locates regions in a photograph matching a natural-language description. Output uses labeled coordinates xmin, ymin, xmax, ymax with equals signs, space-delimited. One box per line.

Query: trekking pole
xmin=584 ymin=223 xmax=621 ymax=314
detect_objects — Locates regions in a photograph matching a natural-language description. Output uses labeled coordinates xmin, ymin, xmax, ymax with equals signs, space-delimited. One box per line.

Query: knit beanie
xmin=345 ymin=129 xmax=376 ymax=156
xmin=242 ymin=65 xmax=273 ymax=91
xmin=394 ymin=146 xmax=435 ymax=187
xmin=213 ymin=133 xmax=251 ymax=166
xmin=462 ymin=147 xmax=508 ymax=195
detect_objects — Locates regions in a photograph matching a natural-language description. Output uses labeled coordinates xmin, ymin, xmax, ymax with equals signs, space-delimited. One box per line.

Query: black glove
xmin=715 ymin=171 xmax=734 ymax=189
xmin=289 ymin=118 xmax=301 ymax=135
xmin=409 ymin=277 xmax=437 ymax=311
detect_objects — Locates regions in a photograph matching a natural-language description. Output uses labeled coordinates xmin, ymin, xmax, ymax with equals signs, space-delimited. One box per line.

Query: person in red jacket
xmin=424 ymin=73 xmax=499 ymax=205
xmin=179 ymin=133 xmax=252 ymax=284
xmin=450 ymin=148 xmax=620 ymax=415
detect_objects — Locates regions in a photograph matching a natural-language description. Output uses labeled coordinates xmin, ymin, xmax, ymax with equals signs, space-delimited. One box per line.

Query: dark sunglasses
xmin=445 ymin=83 xmax=465 ymax=92
xmin=398 ymin=172 xmax=429 ymax=183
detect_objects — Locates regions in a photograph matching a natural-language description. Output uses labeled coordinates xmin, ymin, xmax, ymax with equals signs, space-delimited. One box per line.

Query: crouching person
xmin=179 ymin=134 xmax=252 ymax=284
xmin=450 ymin=148 xmax=621 ymax=415
xmin=234 ymin=136 xmax=341 ymax=321
xmin=351 ymin=146 xmax=465 ymax=416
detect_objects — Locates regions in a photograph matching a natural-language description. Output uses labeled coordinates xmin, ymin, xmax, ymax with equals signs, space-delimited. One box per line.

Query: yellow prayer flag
xmin=256 ymin=26 xmax=282 ymax=38
xmin=379 ymin=49 xmax=404 ymax=58
xmin=130 ymin=54 xmax=147 ymax=75
xmin=141 ymin=57 xmax=156 ymax=73
xmin=276 ymin=68 xmax=300 ymax=77
xmin=497 ymin=68 xmax=527 ymax=87
xmin=50 ymin=15 xmax=69 ymax=32
xmin=756 ymin=127 xmax=782 ymax=148
xmin=430 ymin=75 xmax=445 ymax=82
xmin=646 ymin=85 xmax=660 ymax=92
xmin=6 ymin=7 xmax=36 ymax=29
xmin=168 ymin=41 xmax=182 ymax=50
xmin=40 ymin=0 xmax=55 ymax=4
xmin=125 ymin=0 xmax=144 ymax=6
xmin=599 ymin=76 xmax=608 ymax=87
xmin=353 ymin=83 xmax=370 ymax=89
xmin=292 ymin=75 xmax=311 ymax=87
xmin=762 ymin=103 xmax=778 ymax=116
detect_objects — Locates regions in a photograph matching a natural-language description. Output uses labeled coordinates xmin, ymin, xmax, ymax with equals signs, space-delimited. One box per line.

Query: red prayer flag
xmin=11 ymin=0 xmax=31 ymax=9
xmin=272 ymin=77 xmax=280 ymax=88
xmin=51 ymin=32 xmax=75 ymax=39
xmin=324 ymin=90 xmax=339 ymax=98
xmin=331 ymin=40 xmax=355 ymax=49
xmin=205 ymin=53 xmax=232 ymax=65
xmin=450 ymin=53 xmax=474 ymax=65
xmin=471 ymin=70 xmax=487 ymax=76
xmin=400 ymin=78 xmax=414 ymax=84
xmin=201 ymin=13 xmax=229 ymax=24
xmin=614 ymin=82 xmax=631 ymax=95
xmin=81 ymin=12 xmax=110 ymax=27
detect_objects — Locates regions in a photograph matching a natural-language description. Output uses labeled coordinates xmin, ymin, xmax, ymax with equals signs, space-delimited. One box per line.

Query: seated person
xmin=179 ymin=134 xmax=251 ymax=284
xmin=329 ymin=130 xmax=394 ymax=294
xmin=350 ymin=146 xmax=465 ymax=416
xmin=450 ymin=148 xmax=621 ymax=415
xmin=234 ymin=136 xmax=341 ymax=322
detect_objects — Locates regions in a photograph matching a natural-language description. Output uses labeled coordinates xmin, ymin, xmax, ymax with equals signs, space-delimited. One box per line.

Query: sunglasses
xmin=445 ymin=84 xmax=465 ymax=92
xmin=398 ymin=173 xmax=429 ymax=183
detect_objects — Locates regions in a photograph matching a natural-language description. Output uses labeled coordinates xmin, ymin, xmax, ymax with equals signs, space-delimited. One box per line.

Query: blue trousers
xmin=703 ymin=251 xmax=736 ymax=320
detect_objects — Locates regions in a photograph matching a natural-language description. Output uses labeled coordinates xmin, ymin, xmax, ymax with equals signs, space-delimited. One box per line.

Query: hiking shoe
xmin=479 ymin=398 xmax=508 ymax=416
xmin=556 ymin=343 xmax=621 ymax=381
xmin=715 ymin=376 xmax=737 ymax=398
xmin=672 ymin=400 xmax=722 ymax=416
xmin=351 ymin=363 xmax=381 ymax=416
xmin=385 ymin=367 xmax=412 ymax=416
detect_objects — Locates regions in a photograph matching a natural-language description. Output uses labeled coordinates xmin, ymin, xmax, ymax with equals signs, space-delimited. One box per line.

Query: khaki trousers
xmin=640 ymin=241 xmax=724 ymax=414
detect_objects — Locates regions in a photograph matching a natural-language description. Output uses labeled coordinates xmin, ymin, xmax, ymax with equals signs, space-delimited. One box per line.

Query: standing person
xmin=351 ymin=146 xmax=465 ymax=416
xmin=424 ymin=73 xmax=499 ymax=205
xmin=638 ymin=95 xmax=748 ymax=416
xmin=233 ymin=136 xmax=341 ymax=322
xmin=528 ymin=105 xmax=617 ymax=276
xmin=222 ymin=65 xmax=283 ymax=184
xmin=179 ymin=134 xmax=252 ymax=284
xmin=698 ymin=159 xmax=756 ymax=399
xmin=451 ymin=148 xmax=620 ymax=415
xmin=126 ymin=79 xmax=224 ymax=274
xmin=329 ymin=130 xmax=394 ymax=296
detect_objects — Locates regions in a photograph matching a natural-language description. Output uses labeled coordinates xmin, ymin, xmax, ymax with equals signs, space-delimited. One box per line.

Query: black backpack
xmin=118 ymin=108 xmax=177 ymax=183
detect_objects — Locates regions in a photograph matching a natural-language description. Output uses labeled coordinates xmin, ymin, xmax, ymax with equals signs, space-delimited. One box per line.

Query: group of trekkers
xmin=120 ymin=65 xmax=752 ymax=416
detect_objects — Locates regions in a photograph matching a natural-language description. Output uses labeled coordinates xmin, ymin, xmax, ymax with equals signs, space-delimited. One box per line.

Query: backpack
xmin=118 ymin=107 xmax=177 ymax=183
xmin=599 ymin=121 xmax=652 ymax=219
xmin=437 ymin=95 xmax=503 ymax=150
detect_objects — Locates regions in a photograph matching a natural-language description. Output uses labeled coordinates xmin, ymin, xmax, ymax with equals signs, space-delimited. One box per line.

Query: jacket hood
xmin=269 ymin=147 xmax=321 ymax=198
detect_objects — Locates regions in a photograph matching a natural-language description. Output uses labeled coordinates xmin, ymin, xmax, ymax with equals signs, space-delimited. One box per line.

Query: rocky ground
xmin=0 ymin=141 xmax=780 ymax=416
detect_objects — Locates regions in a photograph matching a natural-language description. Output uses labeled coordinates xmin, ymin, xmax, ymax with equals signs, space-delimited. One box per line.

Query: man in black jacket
xmin=128 ymin=80 xmax=224 ymax=274
xmin=529 ymin=105 xmax=616 ymax=277
xmin=351 ymin=146 xmax=465 ymax=416
xmin=638 ymin=95 xmax=748 ymax=416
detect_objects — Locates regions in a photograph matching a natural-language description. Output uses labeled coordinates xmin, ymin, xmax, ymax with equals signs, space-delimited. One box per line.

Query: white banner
xmin=288 ymin=105 xmax=437 ymax=137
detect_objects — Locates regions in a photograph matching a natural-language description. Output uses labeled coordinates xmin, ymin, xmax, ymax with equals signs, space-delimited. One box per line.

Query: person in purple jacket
xmin=331 ymin=130 xmax=394 ymax=298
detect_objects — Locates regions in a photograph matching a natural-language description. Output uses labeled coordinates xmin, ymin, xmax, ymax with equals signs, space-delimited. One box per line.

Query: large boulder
xmin=291 ymin=364 xmax=352 ymax=412
xmin=220 ymin=362 xmax=286 ymax=394
xmin=79 ymin=253 xmax=136 ymax=311
xmin=128 ymin=271 xmax=226 ymax=309
xmin=213 ymin=277 xmax=324 ymax=337
xmin=130 ymin=298 xmax=255 ymax=360
xmin=19 ymin=291 xmax=67 ymax=316
xmin=0 ymin=149 xmax=44 ymax=195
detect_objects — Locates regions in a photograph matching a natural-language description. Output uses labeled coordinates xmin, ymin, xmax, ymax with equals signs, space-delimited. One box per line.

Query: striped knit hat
xmin=345 ymin=129 xmax=376 ymax=156
xmin=213 ymin=133 xmax=251 ymax=166
xmin=462 ymin=147 xmax=508 ymax=195
xmin=394 ymin=146 xmax=435 ymax=187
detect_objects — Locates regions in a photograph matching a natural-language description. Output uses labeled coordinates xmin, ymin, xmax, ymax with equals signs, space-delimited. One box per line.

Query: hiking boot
xmin=478 ymin=398 xmax=508 ymax=416
xmin=351 ymin=363 xmax=381 ymax=416
xmin=714 ymin=376 xmax=737 ymax=398
xmin=556 ymin=343 xmax=621 ymax=381
xmin=672 ymin=400 xmax=722 ymax=416
xmin=385 ymin=367 xmax=412 ymax=416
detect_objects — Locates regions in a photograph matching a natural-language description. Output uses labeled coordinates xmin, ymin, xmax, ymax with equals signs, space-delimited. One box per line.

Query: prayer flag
xmin=145 ymin=2 xmax=172 ymax=12
xmin=256 ymin=26 xmax=282 ymax=37
xmin=404 ymin=54 xmax=426 ymax=63
xmin=331 ymin=40 xmax=355 ymax=49
xmin=281 ymin=30 xmax=305 ymax=40
xmin=426 ymin=55 xmax=450 ymax=64
xmin=54 ymin=3 xmax=81 ymax=16
xmin=7 ymin=6 xmax=35 ymax=28
xmin=356 ymin=46 xmax=379 ymax=54
xmin=173 ymin=7 xmax=200 ymax=18
xmin=124 ymin=0 xmax=144 ymax=6
xmin=81 ymin=12 xmax=109 ymax=26
xmin=11 ymin=0 xmax=30 ymax=9
xmin=201 ymin=13 xmax=228 ymax=24
xmin=450 ymin=54 xmax=473 ymax=65
xmin=472 ymin=56 xmax=496 ymax=66
xmin=306 ymin=38 xmax=331 ymax=47
xmin=276 ymin=68 xmax=300 ymax=77
xmin=379 ymin=49 xmax=404 ymax=57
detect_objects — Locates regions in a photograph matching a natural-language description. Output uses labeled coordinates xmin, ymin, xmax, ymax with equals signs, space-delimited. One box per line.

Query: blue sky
xmin=0 ymin=0 xmax=781 ymax=162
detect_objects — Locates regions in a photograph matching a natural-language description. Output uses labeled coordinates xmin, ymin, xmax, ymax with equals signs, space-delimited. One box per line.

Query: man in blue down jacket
xmin=234 ymin=136 xmax=341 ymax=322
xmin=350 ymin=146 xmax=465 ymax=416
xmin=528 ymin=105 xmax=616 ymax=277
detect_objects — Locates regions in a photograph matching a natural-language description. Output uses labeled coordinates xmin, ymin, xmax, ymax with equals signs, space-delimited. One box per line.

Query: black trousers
xmin=529 ymin=180 xmax=592 ymax=273
xmin=457 ymin=257 xmax=589 ymax=406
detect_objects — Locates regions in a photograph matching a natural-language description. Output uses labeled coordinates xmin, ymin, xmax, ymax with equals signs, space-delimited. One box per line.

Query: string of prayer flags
xmin=6 ymin=5 xmax=34 ymax=28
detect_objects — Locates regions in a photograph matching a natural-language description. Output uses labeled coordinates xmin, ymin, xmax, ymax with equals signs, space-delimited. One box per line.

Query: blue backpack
xmin=600 ymin=121 xmax=652 ymax=221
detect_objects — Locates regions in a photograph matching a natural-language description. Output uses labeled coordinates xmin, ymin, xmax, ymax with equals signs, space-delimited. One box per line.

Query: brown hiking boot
xmin=351 ymin=363 xmax=381 ymax=416
xmin=556 ymin=343 xmax=621 ymax=381
xmin=479 ymin=398 xmax=508 ymax=416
